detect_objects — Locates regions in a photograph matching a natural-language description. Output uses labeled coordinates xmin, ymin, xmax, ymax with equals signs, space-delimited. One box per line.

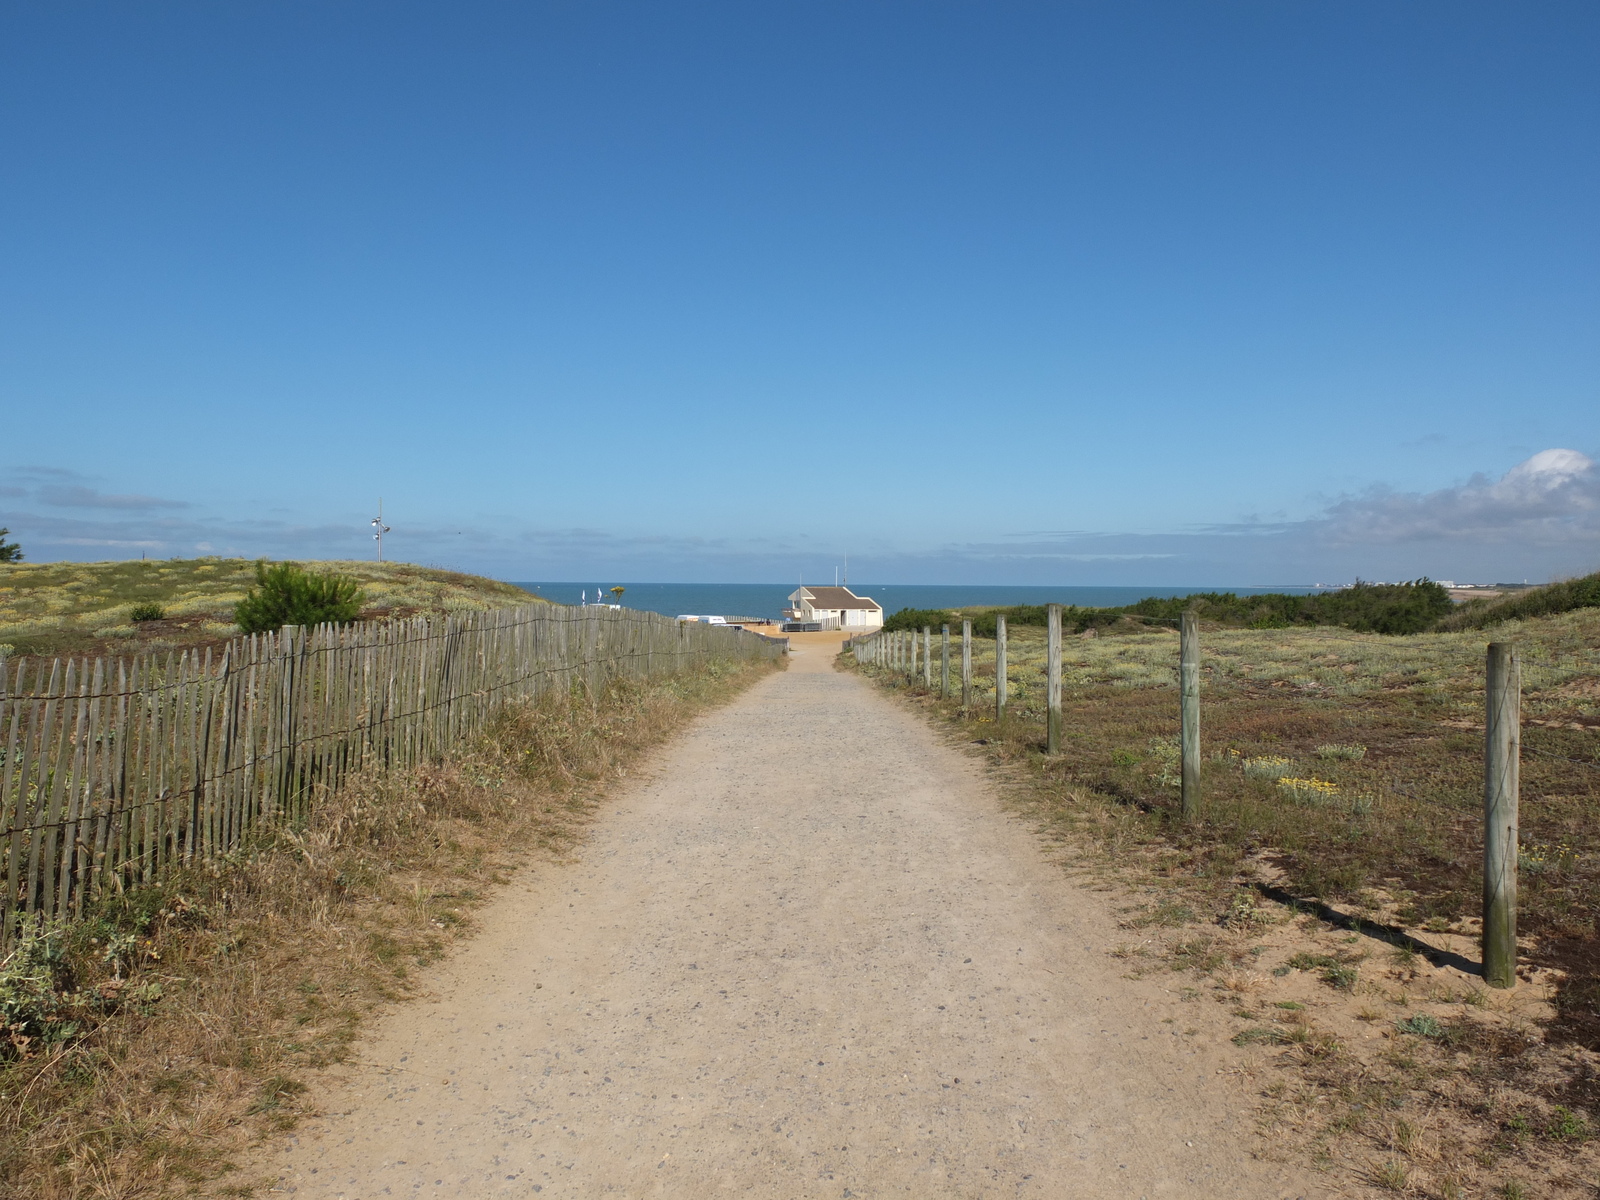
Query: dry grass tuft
xmin=1 ymin=657 xmax=775 ymax=1198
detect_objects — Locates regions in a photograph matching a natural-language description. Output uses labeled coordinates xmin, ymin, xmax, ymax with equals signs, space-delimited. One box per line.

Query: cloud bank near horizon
xmin=3 ymin=451 xmax=1597 ymax=585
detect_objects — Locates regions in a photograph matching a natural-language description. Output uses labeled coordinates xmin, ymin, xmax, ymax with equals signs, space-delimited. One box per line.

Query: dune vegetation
xmin=0 ymin=558 xmax=541 ymax=660
xmin=1440 ymin=571 xmax=1600 ymax=632
xmin=851 ymin=608 xmax=1600 ymax=1194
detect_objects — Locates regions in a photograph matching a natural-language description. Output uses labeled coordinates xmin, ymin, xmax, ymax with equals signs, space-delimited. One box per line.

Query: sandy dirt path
xmin=258 ymin=641 xmax=1332 ymax=1199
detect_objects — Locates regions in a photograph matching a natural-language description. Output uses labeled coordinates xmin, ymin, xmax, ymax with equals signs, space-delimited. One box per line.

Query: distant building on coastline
xmin=784 ymin=586 xmax=884 ymax=631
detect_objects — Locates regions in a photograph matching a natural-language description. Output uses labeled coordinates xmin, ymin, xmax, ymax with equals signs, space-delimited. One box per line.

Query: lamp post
xmin=371 ymin=499 xmax=391 ymax=562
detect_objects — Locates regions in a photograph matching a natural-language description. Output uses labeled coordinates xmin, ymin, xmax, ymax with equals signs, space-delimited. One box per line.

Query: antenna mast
xmin=371 ymin=499 xmax=391 ymax=562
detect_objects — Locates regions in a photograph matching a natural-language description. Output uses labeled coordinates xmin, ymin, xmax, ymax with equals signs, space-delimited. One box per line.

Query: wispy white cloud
xmin=1 ymin=466 xmax=190 ymax=512
xmin=37 ymin=484 xmax=191 ymax=510
xmin=1321 ymin=449 xmax=1600 ymax=544
xmin=2 ymin=451 xmax=1596 ymax=585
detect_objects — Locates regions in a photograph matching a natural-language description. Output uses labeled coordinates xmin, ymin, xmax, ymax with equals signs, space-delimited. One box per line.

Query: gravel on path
xmin=257 ymin=641 xmax=1332 ymax=1198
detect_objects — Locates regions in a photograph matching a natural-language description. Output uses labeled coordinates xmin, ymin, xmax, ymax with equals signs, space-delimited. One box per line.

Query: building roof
xmin=795 ymin=586 xmax=881 ymax=610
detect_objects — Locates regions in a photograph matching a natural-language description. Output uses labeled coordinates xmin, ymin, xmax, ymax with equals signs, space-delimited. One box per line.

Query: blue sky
xmin=2 ymin=2 xmax=1597 ymax=585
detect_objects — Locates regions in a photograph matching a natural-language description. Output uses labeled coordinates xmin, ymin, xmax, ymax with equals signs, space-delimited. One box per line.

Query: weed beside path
xmin=0 ymin=658 xmax=776 ymax=1200
xmin=847 ymin=613 xmax=1600 ymax=1197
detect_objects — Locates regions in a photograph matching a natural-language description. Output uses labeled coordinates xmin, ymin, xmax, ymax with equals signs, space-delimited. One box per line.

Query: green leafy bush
xmin=128 ymin=602 xmax=164 ymax=622
xmin=234 ymin=561 xmax=364 ymax=634
xmin=1 ymin=925 xmax=74 ymax=1056
xmin=881 ymin=607 xmax=961 ymax=633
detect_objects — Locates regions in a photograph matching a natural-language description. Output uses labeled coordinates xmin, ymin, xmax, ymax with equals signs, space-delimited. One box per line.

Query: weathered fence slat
xmin=2 ymin=605 xmax=779 ymax=943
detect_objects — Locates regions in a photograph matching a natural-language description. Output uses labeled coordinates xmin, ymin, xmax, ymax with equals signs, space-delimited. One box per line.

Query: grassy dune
xmin=0 ymin=558 xmax=541 ymax=660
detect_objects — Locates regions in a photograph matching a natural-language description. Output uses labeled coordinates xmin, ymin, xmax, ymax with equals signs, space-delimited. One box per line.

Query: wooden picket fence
xmin=0 ymin=604 xmax=783 ymax=944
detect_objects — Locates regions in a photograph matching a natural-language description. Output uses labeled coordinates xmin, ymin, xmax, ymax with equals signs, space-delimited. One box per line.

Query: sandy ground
xmin=255 ymin=637 xmax=1336 ymax=1199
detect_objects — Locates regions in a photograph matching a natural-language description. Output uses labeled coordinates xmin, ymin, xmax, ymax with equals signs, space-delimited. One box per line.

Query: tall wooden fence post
xmin=1180 ymin=610 xmax=1200 ymax=821
xmin=961 ymin=619 xmax=972 ymax=713
xmin=940 ymin=624 xmax=950 ymax=699
xmin=922 ymin=627 xmax=932 ymax=689
xmin=1046 ymin=603 xmax=1062 ymax=755
xmin=1484 ymin=642 xmax=1520 ymax=990
xmin=995 ymin=615 xmax=1008 ymax=723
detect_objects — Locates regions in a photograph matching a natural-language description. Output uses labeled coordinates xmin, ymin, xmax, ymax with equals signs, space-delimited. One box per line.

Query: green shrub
xmin=881 ymin=607 xmax=959 ymax=633
xmin=1122 ymin=580 xmax=1452 ymax=635
xmin=886 ymin=581 xmax=1450 ymax=640
xmin=234 ymin=561 xmax=364 ymax=634
xmin=128 ymin=602 xmax=164 ymax=622
xmin=1436 ymin=570 xmax=1600 ymax=631
xmin=0 ymin=925 xmax=75 ymax=1056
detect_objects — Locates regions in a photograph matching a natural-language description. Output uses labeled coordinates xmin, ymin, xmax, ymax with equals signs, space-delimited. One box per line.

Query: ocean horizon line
xmin=506 ymin=581 xmax=1333 ymax=622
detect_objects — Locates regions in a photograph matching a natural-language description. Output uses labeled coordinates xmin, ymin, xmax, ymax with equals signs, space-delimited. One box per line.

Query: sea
xmin=508 ymin=582 xmax=1325 ymax=622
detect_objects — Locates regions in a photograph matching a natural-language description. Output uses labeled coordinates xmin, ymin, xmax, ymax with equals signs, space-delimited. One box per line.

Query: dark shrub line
xmin=883 ymin=579 xmax=1453 ymax=638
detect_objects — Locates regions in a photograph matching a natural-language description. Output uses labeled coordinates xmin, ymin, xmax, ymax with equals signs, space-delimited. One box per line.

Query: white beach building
xmin=784 ymin=586 xmax=884 ymax=631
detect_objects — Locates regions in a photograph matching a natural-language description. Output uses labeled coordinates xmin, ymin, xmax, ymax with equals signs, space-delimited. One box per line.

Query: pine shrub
xmin=234 ymin=561 xmax=364 ymax=634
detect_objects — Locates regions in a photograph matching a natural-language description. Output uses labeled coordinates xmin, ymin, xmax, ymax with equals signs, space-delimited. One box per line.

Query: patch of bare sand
xmin=249 ymin=637 xmax=1334 ymax=1198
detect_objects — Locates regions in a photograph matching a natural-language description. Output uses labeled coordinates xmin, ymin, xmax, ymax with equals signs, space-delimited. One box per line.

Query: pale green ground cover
xmin=899 ymin=609 xmax=1600 ymax=726
xmin=0 ymin=558 xmax=540 ymax=659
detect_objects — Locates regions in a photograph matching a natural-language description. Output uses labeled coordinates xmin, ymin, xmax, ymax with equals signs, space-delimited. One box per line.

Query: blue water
xmin=508 ymin=582 xmax=1324 ymax=621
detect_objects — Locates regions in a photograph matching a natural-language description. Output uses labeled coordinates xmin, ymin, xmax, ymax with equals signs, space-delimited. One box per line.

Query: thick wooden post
xmin=941 ymin=624 xmax=950 ymax=699
xmin=1180 ymin=610 xmax=1200 ymax=821
xmin=1484 ymin=642 xmax=1520 ymax=989
xmin=923 ymin=627 xmax=932 ymax=689
xmin=961 ymin=619 xmax=972 ymax=712
xmin=995 ymin=615 xmax=1008 ymax=723
xmin=1046 ymin=604 xmax=1062 ymax=754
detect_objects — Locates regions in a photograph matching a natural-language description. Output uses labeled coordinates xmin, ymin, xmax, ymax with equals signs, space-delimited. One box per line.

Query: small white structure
xmin=784 ymin=586 xmax=884 ymax=631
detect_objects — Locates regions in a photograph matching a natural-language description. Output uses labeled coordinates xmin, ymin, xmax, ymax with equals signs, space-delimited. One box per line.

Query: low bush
xmin=886 ymin=580 xmax=1451 ymax=639
xmin=128 ymin=602 xmax=164 ymax=622
xmin=1121 ymin=580 xmax=1452 ymax=635
xmin=234 ymin=561 xmax=364 ymax=634
xmin=1436 ymin=570 xmax=1600 ymax=631
xmin=881 ymin=607 xmax=962 ymax=633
